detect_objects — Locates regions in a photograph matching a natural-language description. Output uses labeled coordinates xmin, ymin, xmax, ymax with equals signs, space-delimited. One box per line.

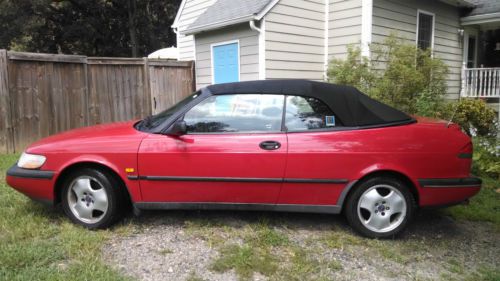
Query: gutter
xmin=183 ymin=0 xmax=280 ymax=36
xmin=461 ymin=12 xmax=500 ymax=25
xmin=184 ymin=15 xmax=255 ymax=35
xmin=249 ymin=20 xmax=261 ymax=33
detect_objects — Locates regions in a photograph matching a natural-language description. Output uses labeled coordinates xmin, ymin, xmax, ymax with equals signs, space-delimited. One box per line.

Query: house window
xmin=416 ymin=10 xmax=434 ymax=50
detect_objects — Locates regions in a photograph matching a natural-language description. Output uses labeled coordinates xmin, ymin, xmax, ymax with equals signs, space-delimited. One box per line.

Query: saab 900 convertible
xmin=6 ymin=80 xmax=481 ymax=238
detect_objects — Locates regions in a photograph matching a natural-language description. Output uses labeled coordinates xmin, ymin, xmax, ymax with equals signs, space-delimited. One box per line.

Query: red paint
xmin=5 ymin=116 xmax=480 ymax=208
xmin=6 ymin=176 xmax=55 ymax=201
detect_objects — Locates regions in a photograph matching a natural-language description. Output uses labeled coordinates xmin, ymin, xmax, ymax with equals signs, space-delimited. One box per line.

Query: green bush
xmin=328 ymin=35 xmax=448 ymax=117
xmin=472 ymin=137 xmax=500 ymax=179
xmin=446 ymin=98 xmax=498 ymax=137
xmin=327 ymin=35 xmax=498 ymax=137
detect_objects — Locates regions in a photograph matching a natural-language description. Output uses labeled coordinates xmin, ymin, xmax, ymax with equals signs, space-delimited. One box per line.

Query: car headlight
xmin=17 ymin=152 xmax=47 ymax=169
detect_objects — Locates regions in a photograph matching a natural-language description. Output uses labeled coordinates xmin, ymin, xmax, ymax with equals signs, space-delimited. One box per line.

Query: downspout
xmin=172 ymin=27 xmax=180 ymax=60
xmin=249 ymin=20 xmax=261 ymax=33
xmin=250 ymin=20 xmax=265 ymax=80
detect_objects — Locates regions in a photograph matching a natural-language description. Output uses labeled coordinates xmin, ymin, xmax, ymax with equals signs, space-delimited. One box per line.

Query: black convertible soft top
xmin=206 ymin=80 xmax=413 ymax=127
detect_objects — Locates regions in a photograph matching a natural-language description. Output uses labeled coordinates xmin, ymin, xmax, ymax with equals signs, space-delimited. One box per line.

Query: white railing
xmin=461 ymin=68 xmax=500 ymax=98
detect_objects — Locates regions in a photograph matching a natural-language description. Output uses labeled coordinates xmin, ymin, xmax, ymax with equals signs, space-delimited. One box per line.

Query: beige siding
xmin=265 ymin=0 xmax=326 ymax=81
xmin=195 ymin=24 xmax=259 ymax=89
xmin=176 ymin=0 xmax=217 ymax=61
xmin=372 ymin=0 xmax=463 ymax=99
xmin=328 ymin=0 xmax=363 ymax=61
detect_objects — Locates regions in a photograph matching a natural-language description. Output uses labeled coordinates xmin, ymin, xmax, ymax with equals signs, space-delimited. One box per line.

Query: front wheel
xmin=61 ymin=168 xmax=123 ymax=229
xmin=345 ymin=177 xmax=416 ymax=238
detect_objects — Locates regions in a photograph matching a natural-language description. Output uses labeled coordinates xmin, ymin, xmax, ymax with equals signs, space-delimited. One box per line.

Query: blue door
xmin=212 ymin=42 xmax=239 ymax=84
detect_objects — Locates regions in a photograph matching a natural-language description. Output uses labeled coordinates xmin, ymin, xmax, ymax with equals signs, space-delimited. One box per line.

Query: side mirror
xmin=166 ymin=120 xmax=187 ymax=136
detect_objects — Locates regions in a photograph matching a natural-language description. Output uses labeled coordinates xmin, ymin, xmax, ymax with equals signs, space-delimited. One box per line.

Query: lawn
xmin=0 ymin=154 xmax=131 ymax=280
xmin=0 ymin=153 xmax=499 ymax=281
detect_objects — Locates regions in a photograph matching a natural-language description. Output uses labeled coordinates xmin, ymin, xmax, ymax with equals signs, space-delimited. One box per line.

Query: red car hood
xmin=26 ymin=121 xmax=148 ymax=154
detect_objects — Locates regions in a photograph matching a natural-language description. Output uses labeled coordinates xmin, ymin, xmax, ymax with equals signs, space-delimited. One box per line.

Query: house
xmin=172 ymin=0 xmax=500 ymax=103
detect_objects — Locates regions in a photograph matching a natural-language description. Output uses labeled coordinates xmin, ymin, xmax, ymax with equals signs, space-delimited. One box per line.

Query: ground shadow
xmin=119 ymin=207 xmax=468 ymax=240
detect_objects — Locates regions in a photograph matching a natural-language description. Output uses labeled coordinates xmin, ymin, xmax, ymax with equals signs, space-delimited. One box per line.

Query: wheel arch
xmin=54 ymin=161 xmax=132 ymax=206
xmin=340 ymin=169 xmax=420 ymax=211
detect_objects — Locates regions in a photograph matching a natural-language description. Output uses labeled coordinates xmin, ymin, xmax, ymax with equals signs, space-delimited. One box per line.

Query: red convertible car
xmin=6 ymin=80 xmax=481 ymax=238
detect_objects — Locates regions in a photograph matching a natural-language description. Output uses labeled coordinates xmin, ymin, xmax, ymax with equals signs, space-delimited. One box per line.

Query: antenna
xmin=446 ymin=103 xmax=458 ymax=128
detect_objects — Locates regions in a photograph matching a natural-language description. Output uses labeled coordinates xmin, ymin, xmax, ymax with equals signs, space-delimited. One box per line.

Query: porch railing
xmin=461 ymin=68 xmax=500 ymax=98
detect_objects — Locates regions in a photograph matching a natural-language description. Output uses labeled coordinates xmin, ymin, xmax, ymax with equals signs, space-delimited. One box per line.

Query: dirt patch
xmin=103 ymin=210 xmax=500 ymax=281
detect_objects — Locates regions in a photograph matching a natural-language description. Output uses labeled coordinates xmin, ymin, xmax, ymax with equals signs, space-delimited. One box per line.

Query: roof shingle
xmin=186 ymin=0 xmax=273 ymax=33
xmin=466 ymin=0 xmax=500 ymax=16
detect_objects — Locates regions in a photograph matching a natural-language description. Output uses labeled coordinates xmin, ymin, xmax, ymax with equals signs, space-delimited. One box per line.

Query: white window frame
xmin=415 ymin=9 xmax=435 ymax=51
xmin=210 ymin=39 xmax=241 ymax=84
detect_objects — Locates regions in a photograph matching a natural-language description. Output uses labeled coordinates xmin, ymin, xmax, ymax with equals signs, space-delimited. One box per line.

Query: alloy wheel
xmin=356 ymin=184 xmax=407 ymax=233
xmin=67 ymin=176 xmax=109 ymax=224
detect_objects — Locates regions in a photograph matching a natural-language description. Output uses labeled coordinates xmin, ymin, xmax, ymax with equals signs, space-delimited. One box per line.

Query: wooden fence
xmin=0 ymin=50 xmax=195 ymax=153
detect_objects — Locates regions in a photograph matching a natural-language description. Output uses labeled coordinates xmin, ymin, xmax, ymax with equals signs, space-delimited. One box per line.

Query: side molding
xmin=134 ymin=202 xmax=342 ymax=214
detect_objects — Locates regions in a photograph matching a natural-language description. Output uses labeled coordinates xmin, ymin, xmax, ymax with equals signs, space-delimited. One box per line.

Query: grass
xmin=195 ymin=218 xmax=341 ymax=281
xmin=158 ymin=248 xmax=173 ymax=255
xmin=1 ymin=152 xmax=499 ymax=281
xmin=211 ymin=244 xmax=278 ymax=280
xmin=0 ymin=154 xmax=130 ymax=280
xmin=443 ymin=176 xmax=500 ymax=229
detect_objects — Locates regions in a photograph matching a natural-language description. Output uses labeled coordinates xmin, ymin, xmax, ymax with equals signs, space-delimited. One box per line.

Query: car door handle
xmin=259 ymin=141 xmax=281 ymax=150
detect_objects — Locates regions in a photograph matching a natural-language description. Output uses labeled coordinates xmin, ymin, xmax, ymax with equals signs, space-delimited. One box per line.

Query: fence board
xmin=0 ymin=50 xmax=195 ymax=153
xmin=8 ymin=60 xmax=88 ymax=152
xmin=88 ymin=63 xmax=147 ymax=124
xmin=0 ymin=50 xmax=14 ymax=153
xmin=150 ymin=61 xmax=195 ymax=114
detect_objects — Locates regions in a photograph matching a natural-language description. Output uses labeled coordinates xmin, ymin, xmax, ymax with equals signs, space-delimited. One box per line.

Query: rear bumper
xmin=6 ymin=165 xmax=55 ymax=204
xmin=418 ymin=177 xmax=482 ymax=207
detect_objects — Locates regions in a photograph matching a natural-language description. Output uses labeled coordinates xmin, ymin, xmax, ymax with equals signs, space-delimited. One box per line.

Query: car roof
xmin=205 ymin=80 xmax=413 ymax=127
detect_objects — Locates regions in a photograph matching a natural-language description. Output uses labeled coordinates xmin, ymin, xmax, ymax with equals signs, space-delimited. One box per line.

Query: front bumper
xmin=6 ymin=165 xmax=55 ymax=204
xmin=418 ymin=177 xmax=482 ymax=207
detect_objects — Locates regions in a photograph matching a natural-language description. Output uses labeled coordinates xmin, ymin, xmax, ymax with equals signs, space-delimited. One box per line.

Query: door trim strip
xmin=127 ymin=175 xmax=348 ymax=184
xmin=134 ymin=202 xmax=342 ymax=214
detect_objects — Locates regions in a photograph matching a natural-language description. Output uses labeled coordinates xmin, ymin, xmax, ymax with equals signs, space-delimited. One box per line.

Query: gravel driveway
xmin=103 ymin=210 xmax=499 ymax=281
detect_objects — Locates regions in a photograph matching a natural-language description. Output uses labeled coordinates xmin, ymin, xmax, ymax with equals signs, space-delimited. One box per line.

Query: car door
xmin=138 ymin=94 xmax=287 ymax=204
xmin=279 ymin=95 xmax=350 ymax=206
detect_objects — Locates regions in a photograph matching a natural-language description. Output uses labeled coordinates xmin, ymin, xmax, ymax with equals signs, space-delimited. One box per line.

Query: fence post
xmin=83 ymin=58 xmax=90 ymax=126
xmin=190 ymin=61 xmax=196 ymax=92
xmin=143 ymin=57 xmax=152 ymax=116
xmin=0 ymin=50 xmax=14 ymax=153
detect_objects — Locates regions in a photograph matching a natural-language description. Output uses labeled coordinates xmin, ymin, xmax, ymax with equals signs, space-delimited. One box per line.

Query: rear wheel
xmin=61 ymin=168 xmax=123 ymax=229
xmin=345 ymin=177 xmax=416 ymax=238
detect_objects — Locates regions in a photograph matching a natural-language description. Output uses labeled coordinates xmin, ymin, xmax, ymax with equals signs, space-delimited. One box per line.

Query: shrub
xmin=447 ymin=98 xmax=498 ymax=137
xmin=472 ymin=137 xmax=500 ymax=180
xmin=328 ymin=35 xmax=449 ymax=117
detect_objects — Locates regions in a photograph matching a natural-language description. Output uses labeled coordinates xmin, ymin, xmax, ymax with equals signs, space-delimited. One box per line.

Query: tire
xmin=61 ymin=168 xmax=124 ymax=229
xmin=344 ymin=177 xmax=416 ymax=238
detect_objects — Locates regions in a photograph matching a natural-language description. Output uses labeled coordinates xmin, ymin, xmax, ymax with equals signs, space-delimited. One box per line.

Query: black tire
xmin=61 ymin=168 xmax=124 ymax=229
xmin=344 ymin=176 xmax=416 ymax=238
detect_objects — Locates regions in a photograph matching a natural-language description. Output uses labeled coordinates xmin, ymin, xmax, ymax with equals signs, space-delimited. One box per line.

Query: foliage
xmin=0 ymin=0 xmax=181 ymax=57
xmin=328 ymin=35 xmax=449 ymax=117
xmin=472 ymin=137 xmax=500 ymax=179
xmin=447 ymin=98 xmax=498 ymax=137
xmin=211 ymin=244 xmax=278 ymax=280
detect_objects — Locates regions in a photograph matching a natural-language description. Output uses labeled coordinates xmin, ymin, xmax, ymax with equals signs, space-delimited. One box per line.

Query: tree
xmin=0 ymin=0 xmax=181 ymax=57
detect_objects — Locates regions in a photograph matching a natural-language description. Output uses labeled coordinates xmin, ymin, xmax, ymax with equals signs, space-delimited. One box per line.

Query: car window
xmin=184 ymin=94 xmax=284 ymax=133
xmin=136 ymin=91 xmax=200 ymax=131
xmin=285 ymin=96 xmax=339 ymax=131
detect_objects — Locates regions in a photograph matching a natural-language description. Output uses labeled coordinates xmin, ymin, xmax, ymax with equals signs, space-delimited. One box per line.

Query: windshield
xmin=136 ymin=91 xmax=200 ymax=131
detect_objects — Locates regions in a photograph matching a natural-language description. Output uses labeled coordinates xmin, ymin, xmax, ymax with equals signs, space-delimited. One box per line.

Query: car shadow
xmin=121 ymin=207 xmax=468 ymax=240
